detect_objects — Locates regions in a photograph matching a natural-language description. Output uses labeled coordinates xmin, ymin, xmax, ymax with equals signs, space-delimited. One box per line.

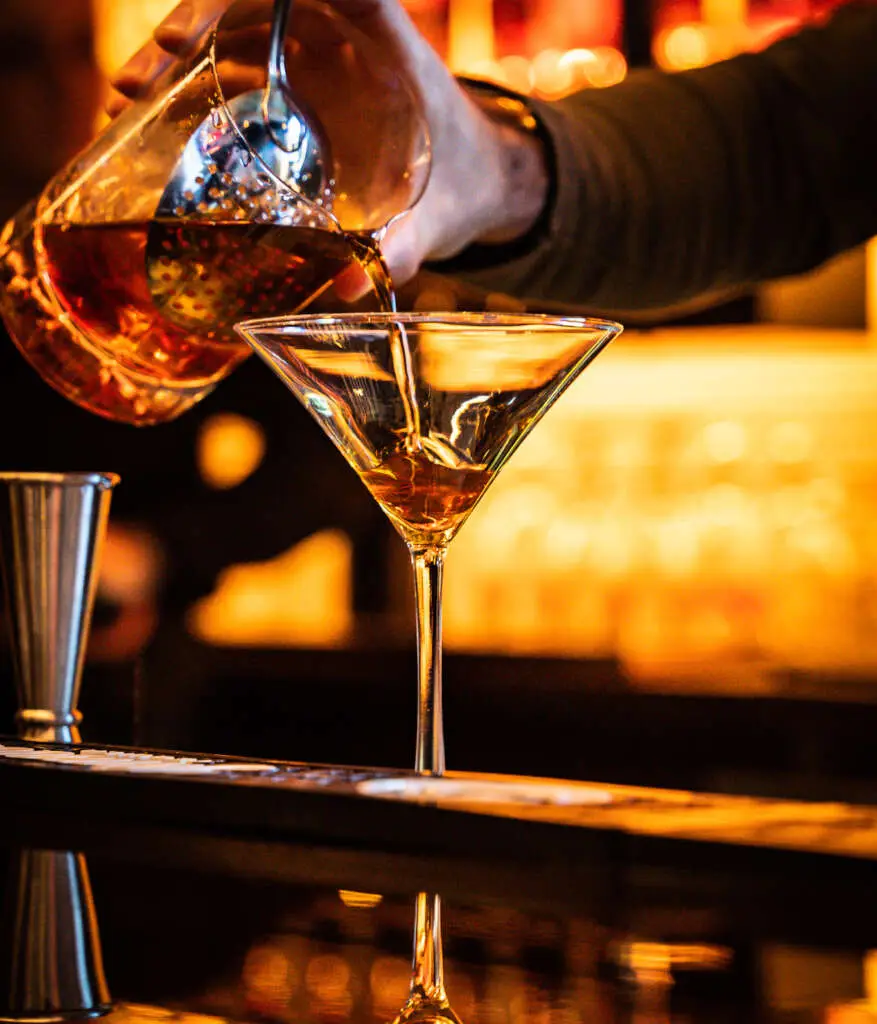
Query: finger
xmin=153 ymin=0 xmax=231 ymax=52
xmin=111 ymin=0 xmax=229 ymax=95
xmin=110 ymin=40 xmax=176 ymax=96
xmin=105 ymin=89 xmax=133 ymax=119
xmin=379 ymin=216 xmax=427 ymax=285
xmin=213 ymin=60 xmax=264 ymax=96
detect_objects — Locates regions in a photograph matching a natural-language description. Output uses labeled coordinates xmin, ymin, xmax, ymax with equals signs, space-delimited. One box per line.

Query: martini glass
xmin=236 ymin=312 xmax=622 ymax=776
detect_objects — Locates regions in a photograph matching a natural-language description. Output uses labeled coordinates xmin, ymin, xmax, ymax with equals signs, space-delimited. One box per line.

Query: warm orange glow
xmin=444 ymin=327 xmax=877 ymax=677
xmin=188 ymin=529 xmax=352 ymax=646
xmin=584 ymin=46 xmax=627 ymax=87
xmin=559 ymin=47 xmax=628 ymax=89
xmin=867 ymin=239 xmax=877 ymax=334
xmin=447 ymin=0 xmax=494 ymax=74
xmin=369 ymin=956 xmax=411 ymax=1014
xmin=826 ymin=946 xmax=877 ymax=1022
xmin=826 ymin=1006 xmax=877 ymax=1023
xmin=618 ymin=941 xmax=733 ymax=976
xmin=110 ymin=1007 xmax=233 ymax=1024
xmin=92 ymin=0 xmax=179 ymax=75
xmin=656 ymin=24 xmax=712 ymax=69
xmin=702 ymin=0 xmax=748 ymax=27
xmin=197 ymin=413 xmax=266 ymax=490
xmin=497 ymin=55 xmax=534 ymax=94
xmin=242 ymin=943 xmax=295 ymax=1011
xmin=305 ymin=954 xmax=352 ymax=1005
xmin=655 ymin=15 xmax=804 ymax=70
xmin=338 ymin=889 xmax=383 ymax=908
xmin=866 ymin=951 xmax=877 ymax=1004
xmin=526 ymin=0 xmax=623 ymax=55
xmin=531 ymin=48 xmax=573 ymax=98
xmin=486 ymin=46 xmax=627 ymax=96
xmin=302 ymin=954 xmax=354 ymax=1021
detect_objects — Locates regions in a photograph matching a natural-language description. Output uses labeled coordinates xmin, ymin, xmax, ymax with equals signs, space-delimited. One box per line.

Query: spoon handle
xmin=268 ymin=0 xmax=293 ymax=93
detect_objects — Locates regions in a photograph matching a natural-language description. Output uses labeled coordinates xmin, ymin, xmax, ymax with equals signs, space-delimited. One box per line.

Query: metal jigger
xmin=0 ymin=472 xmax=119 ymax=744
xmin=0 ymin=849 xmax=111 ymax=1022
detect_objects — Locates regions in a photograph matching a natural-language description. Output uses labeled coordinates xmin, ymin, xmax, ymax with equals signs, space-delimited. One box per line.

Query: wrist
xmin=460 ymin=82 xmax=550 ymax=246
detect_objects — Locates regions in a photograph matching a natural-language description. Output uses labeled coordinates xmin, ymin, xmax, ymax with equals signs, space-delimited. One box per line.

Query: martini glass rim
xmin=235 ymin=310 xmax=623 ymax=338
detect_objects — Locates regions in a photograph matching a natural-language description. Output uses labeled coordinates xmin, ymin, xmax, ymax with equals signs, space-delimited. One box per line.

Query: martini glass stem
xmin=410 ymin=545 xmax=446 ymax=777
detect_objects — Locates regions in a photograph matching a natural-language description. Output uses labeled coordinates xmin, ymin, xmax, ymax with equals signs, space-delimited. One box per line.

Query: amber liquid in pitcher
xmin=0 ymin=209 xmax=389 ymax=425
xmin=39 ymin=220 xmax=385 ymax=417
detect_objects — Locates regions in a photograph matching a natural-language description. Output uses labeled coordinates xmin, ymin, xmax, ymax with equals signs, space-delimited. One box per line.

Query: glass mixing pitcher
xmin=0 ymin=0 xmax=430 ymax=425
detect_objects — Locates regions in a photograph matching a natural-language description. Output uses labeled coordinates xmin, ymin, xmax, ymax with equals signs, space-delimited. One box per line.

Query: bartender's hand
xmin=108 ymin=0 xmax=549 ymax=285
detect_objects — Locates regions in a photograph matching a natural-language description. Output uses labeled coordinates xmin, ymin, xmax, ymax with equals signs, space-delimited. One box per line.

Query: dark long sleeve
xmin=441 ymin=1 xmax=877 ymax=312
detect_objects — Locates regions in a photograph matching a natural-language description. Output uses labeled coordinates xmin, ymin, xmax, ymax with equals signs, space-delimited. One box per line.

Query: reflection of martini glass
xmin=393 ymin=892 xmax=459 ymax=1024
xmin=236 ymin=313 xmax=622 ymax=776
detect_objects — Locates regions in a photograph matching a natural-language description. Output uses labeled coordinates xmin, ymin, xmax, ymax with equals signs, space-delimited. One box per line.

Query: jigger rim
xmin=0 ymin=471 xmax=120 ymax=488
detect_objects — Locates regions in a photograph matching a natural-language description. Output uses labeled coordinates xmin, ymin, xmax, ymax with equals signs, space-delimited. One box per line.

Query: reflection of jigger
xmin=0 ymin=472 xmax=118 ymax=744
xmin=0 ymin=849 xmax=111 ymax=1021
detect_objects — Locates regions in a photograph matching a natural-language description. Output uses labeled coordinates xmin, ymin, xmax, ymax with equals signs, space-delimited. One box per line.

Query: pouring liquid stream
xmin=353 ymin=234 xmax=423 ymax=456
xmin=339 ymin=236 xmax=494 ymax=546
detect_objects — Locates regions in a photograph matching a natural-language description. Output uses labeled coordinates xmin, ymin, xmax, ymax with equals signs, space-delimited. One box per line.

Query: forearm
xmin=443 ymin=2 xmax=877 ymax=312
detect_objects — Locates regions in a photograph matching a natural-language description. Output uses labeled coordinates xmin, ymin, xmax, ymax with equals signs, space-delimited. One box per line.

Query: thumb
xmin=332 ymin=216 xmax=424 ymax=303
xmin=331 ymin=216 xmax=426 ymax=303
xmin=379 ymin=212 xmax=430 ymax=286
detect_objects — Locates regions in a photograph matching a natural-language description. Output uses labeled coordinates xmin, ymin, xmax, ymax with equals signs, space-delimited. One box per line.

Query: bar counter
xmin=3 ymin=737 xmax=877 ymax=1022
xmin=69 ymin=620 xmax=877 ymax=807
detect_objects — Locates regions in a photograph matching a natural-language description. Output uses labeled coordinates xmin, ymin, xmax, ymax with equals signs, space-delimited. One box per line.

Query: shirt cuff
xmin=427 ymin=79 xmax=569 ymax=280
